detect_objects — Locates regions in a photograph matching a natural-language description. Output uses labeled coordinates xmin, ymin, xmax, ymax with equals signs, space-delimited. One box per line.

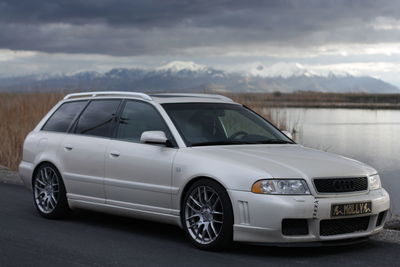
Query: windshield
xmin=162 ymin=103 xmax=294 ymax=146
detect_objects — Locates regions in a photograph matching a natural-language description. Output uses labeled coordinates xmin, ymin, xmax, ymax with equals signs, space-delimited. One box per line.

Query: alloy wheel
xmin=34 ymin=167 xmax=60 ymax=214
xmin=184 ymin=186 xmax=224 ymax=244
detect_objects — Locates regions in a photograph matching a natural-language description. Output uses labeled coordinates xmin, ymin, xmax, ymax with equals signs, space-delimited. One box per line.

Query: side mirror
xmin=282 ymin=130 xmax=293 ymax=140
xmin=140 ymin=131 xmax=168 ymax=144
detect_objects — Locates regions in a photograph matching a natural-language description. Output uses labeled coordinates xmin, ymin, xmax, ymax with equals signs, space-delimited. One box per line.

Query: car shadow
xmin=229 ymin=240 xmax=379 ymax=259
xmin=68 ymin=208 xmax=187 ymax=244
xmin=66 ymin=208 xmax=382 ymax=258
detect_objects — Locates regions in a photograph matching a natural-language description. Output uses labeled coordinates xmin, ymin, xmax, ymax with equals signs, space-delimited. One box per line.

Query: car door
xmin=59 ymin=99 xmax=121 ymax=204
xmin=104 ymin=100 xmax=178 ymax=213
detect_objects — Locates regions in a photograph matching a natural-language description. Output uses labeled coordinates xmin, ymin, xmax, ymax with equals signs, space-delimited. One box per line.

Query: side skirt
xmin=67 ymin=197 xmax=181 ymax=226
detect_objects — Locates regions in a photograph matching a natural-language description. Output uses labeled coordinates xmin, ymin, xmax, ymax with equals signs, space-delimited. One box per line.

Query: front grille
xmin=282 ymin=219 xmax=309 ymax=236
xmin=320 ymin=216 xmax=370 ymax=236
xmin=314 ymin=177 xmax=368 ymax=193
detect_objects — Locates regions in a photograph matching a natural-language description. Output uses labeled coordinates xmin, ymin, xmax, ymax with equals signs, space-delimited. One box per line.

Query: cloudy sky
xmin=1 ymin=0 xmax=400 ymax=85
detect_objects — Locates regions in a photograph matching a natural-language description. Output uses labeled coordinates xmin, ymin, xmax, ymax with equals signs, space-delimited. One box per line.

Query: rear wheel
xmin=33 ymin=163 xmax=69 ymax=219
xmin=182 ymin=179 xmax=233 ymax=251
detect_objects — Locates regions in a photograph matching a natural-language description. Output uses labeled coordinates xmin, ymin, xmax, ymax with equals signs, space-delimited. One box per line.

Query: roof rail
xmin=150 ymin=93 xmax=234 ymax=102
xmin=63 ymin=91 xmax=152 ymax=101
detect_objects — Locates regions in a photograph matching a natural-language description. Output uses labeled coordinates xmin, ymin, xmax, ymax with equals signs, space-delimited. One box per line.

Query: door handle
xmin=110 ymin=151 xmax=120 ymax=158
xmin=64 ymin=144 xmax=73 ymax=151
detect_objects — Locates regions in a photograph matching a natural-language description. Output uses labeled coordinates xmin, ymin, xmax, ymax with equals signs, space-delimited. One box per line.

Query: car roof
xmin=62 ymin=91 xmax=238 ymax=104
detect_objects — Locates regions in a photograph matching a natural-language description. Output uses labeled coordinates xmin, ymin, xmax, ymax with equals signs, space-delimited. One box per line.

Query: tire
xmin=32 ymin=163 xmax=70 ymax=219
xmin=181 ymin=179 xmax=233 ymax=251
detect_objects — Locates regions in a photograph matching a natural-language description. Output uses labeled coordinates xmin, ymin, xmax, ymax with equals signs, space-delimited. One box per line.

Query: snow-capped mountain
xmin=247 ymin=62 xmax=317 ymax=78
xmin=0 ymin=61 xmax=398 ymax=93
xmin=245 ymin=62 xmax=361 ymax=78
xmin=156 ymin=61 xmax=208 ymax=73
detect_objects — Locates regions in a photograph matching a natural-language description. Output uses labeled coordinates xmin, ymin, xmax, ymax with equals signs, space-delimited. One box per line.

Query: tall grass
xmin=0 ymin=93 xmax=63 ymax=170
xmin=0 ymin=92 xmax=293 ymax=171
xmin=228 ymin=94 xmax=297 ymax=136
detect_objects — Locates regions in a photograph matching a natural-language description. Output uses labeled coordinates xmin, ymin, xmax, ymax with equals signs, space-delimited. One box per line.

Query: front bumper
xmin=227 ymin=188 xmax=390 ymax=243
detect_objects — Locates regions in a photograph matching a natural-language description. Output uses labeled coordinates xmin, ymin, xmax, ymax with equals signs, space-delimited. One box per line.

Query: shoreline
xmin=227 ymin=92 xmax=400 ymax=110
xmin=257 ymin=102 xmax=400 ymax=110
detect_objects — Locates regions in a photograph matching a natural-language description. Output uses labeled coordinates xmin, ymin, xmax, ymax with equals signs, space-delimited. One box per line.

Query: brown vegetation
xmin=227 ymin=92 xmax=400 ymax=109
xmin=0 ymin=93 xmax=63 ymax=170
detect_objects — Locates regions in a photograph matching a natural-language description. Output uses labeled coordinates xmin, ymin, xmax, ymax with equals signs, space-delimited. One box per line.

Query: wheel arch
xmin=179 ymin=176 xmax=232 ymax=211
xmin=31 ymin=161 xmax=62 ymax=187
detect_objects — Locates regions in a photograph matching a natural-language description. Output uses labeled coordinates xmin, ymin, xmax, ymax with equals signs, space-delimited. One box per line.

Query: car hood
xmin=192 ymin=144 xmax=376 ymax=179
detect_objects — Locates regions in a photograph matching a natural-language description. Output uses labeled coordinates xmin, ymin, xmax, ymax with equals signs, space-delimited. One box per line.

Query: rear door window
xmin=75 ymin=99 xmax=121 ymax=138
xmin=42 ymin=101 xmax=87 ymax=133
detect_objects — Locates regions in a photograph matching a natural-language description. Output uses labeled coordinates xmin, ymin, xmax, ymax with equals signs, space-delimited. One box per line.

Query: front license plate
xmin=331 ymin=202 xmax=372 ymax=217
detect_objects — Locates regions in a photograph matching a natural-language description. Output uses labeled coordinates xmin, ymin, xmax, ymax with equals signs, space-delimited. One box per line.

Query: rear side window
xmin=42 ymin=101 xmax=87 ymax=133
xmin=75 ymin=100 xmax=121 ymax=138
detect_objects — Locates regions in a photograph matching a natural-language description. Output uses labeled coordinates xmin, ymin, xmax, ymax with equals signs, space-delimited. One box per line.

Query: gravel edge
xmin=0 ymin=166 xmax=23 ymax=185
xmin=371 ymin=229 xmax=400 ymax=244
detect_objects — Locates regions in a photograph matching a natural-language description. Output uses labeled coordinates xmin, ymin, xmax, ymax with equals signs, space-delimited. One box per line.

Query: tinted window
xmin=162 ymin=103 xmax=292 ymax=146
xmin=219 ymin=109 xmax=270 ymax=137
xmin=42 ymin=101 xmax=87 ymax=133
xmin=116 ymin=100 xmax=169 ymax=143
xmin=75 ymin=100 xmax=121 ymax=138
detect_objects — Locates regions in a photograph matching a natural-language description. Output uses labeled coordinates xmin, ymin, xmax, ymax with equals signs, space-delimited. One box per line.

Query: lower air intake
xmin=320 ymin=216 xmax=370 ymax=236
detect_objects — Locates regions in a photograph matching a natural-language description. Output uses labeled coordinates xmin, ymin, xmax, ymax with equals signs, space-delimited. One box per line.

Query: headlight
xmin=369 ymin=174 xmax=381 ymax=190
xmin=251 ymin=179 xmax=310 ymax=195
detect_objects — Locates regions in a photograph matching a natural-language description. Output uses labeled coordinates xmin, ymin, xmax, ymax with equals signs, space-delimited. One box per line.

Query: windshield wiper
xmin=252 ymin=139 xmax=294 ymax=144
xmin=190 ymin=141 xmax=255 ymax=147
xmin=190 ymin=139 xmax=293 ymax=147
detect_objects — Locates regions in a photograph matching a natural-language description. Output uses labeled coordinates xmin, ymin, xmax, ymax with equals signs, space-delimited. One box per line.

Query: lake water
xmin=271 ymin=108 xmax=400 ymax=215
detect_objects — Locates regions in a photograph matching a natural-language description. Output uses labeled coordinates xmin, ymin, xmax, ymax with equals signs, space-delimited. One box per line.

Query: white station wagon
xmin=19 ymin=91 xmax=390 ymax=250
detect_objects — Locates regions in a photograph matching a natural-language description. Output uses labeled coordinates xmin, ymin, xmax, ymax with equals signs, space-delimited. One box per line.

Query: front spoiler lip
xmin=242 ymin=236 xmax=371 ymax=248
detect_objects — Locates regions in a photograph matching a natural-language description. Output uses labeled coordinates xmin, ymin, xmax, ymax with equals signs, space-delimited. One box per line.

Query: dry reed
xmin=0 ymin=93 xmax=63 ymax=170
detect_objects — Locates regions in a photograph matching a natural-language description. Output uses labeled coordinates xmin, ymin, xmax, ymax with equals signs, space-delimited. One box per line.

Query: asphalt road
xmin=1 ymin=183 xmax=399 ymax=267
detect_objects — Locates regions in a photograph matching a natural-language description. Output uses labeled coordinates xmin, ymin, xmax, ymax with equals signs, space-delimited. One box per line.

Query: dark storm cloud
xmin=0 ymin=0 xmax=400 ymax=55
xmin=0 ymin=0 xmax=257 ymax=27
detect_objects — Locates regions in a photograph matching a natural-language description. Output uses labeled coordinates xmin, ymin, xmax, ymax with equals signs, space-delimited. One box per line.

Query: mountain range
xmin=0 ymin=61 xmax=399 ymax=93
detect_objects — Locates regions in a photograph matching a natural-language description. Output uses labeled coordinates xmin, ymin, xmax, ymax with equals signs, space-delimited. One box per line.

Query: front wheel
xmin=182 ymin=179 xmax=233 ymax=251
xmin=32 ymin=163 xmax=69 ymax=219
